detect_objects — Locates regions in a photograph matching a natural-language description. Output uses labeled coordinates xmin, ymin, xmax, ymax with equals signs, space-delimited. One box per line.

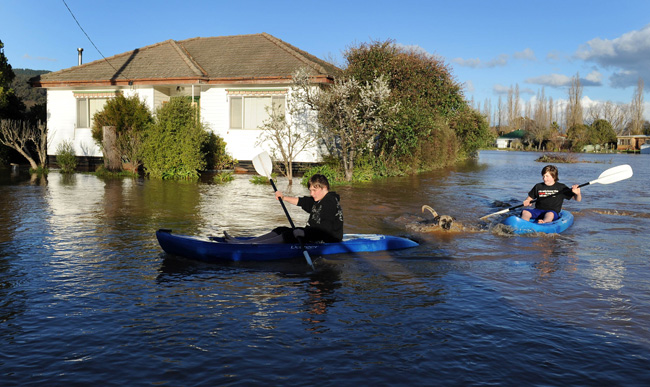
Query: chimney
xmin=77 ymin=48 xmax=83 ymax=66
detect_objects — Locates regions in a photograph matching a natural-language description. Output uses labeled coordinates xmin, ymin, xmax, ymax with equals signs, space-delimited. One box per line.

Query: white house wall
xmin=199 ymin=85 xmax=322 ymax=163
xmin=47 ymin=84 xmax=324 ymax=164
xmin=47 ymin=88 xmax=155 ymax=158
xmin=46 ymin=89 xmax=102 ymax=157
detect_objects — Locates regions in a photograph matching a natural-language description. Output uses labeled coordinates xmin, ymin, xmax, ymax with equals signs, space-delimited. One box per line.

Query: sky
xmin=2 ymin=0 xmax=650 ymax=120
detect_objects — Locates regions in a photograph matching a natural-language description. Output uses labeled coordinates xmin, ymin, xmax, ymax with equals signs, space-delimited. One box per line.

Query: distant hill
xmin=11 ymin=68 xmax=50 ymax=109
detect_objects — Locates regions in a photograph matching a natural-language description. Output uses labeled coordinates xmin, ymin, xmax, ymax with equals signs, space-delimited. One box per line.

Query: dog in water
xmin=420 ymin=205 xmax=455 ymax=230
xmin=396 ymin=205 xmax=456 ymax=232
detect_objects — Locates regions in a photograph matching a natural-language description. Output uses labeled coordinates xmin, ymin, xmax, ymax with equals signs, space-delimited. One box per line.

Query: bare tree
xmin=482 ymin=97 xmax=492 ymax=128
xmin=0 ymin=119 xmax=48 ymax=169
xmin=496 ymin=95 xmax=503 ymax=132
xmin=587 ymin=101 xmax=629 ymax=135
xmin=256 ymin=70 xmax=318 ymax=183
xmin=530 ymin=88 xmax=550 ymax=149
xmin=630 ymin=77 xmax=645 ymax=135
xmin=566 ymin=73 xmax=583 ymax=129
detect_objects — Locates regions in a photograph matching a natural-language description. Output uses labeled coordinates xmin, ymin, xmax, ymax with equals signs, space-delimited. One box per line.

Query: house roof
xmin=497 ymin=129 xmax=525 ymax=139
xmin=32 ymin=33 xmax=340 ymax=88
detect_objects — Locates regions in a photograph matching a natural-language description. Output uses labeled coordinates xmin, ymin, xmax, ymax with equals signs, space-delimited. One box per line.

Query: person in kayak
xmin=224 ymin=174 xmax=344 ymax=244
xmin=521 ymin=165 xmax=582 ymax=224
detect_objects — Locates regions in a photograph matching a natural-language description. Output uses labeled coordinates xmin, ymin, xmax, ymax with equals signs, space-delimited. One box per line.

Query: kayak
xmin=156 ymin=229 xmax=419 ymax=262
xmin=501 ymin=210 xmax=574 ymax=235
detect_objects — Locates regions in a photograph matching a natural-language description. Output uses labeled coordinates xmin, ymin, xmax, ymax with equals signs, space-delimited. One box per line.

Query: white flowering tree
xmin=296 ymin=70 xmax=398 ymax=181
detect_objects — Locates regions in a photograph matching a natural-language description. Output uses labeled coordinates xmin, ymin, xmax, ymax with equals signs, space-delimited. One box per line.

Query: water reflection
xmin=1 ymin=152 xmax=649 ymax=385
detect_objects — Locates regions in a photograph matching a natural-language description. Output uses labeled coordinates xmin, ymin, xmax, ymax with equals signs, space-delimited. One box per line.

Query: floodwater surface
xmin=1 ymin=150 xmax=649 ymax=385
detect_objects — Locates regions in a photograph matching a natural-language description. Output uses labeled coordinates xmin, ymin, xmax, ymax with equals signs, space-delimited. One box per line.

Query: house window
xmin=76 ymin=97 xmax=108 ymax=129
xmin=229 ymin=94 xmax=286 ymax=130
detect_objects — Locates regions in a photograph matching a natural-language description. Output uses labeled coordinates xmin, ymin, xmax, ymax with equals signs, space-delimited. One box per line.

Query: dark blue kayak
xmin=156 ymin=229 xmax=418 ymax=262
xmin=502 ymin=210 xmax=574 ymax=235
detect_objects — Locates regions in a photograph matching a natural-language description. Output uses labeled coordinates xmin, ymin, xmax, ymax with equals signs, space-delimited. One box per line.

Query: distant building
xmin=495 ymin=129 xmax=525 ymax=149
xmin=616 ymin=135 xmax=650 ymax=152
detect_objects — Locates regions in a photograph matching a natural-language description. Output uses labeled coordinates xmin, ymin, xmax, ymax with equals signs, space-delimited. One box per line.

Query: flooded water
xmin=1 ymin=150 xmax=649 ymax=385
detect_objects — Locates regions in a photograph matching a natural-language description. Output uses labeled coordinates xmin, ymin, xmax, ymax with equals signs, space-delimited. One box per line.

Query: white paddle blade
xmin=591 ymin=164 xmax=633 ymax=185
xmin=252 ymin=151 xmax=273 ymax=178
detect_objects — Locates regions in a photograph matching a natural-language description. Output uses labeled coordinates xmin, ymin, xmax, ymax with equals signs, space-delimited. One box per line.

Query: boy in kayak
xmin=521 ymin=165 xmax=582 ymax=224
xmin=225 ymin=174 xmax=344 ymax=243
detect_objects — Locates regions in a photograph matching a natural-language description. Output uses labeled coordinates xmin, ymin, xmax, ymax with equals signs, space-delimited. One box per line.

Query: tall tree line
xmin=478 ymin=73 xmax=647 ymax=137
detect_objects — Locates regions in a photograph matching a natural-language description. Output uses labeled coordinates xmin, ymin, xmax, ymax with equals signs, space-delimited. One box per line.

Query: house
xmin=616 ymin=134 xmax=650 ymax=152
xmin=495 ymin=129 xmax=525 ymax=149
xmin=31 ymin=33 xmax=340 ymax=166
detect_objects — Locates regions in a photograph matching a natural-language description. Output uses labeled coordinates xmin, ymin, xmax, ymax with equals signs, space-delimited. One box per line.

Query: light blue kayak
xmin=156 ymin=229 xmax=418 ymax=262
xmin=502 ymin=210 xmax=574 ymax=235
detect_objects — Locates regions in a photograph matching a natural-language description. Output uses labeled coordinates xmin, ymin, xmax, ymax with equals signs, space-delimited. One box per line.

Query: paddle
xmin=252 ymin=151 xmax=315 ymax=270
xmin=479 ymin=164 xmax=634 ymax=220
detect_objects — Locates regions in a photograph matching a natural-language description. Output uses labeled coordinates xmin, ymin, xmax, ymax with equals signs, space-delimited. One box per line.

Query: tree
xmin=566 ymin=73 xmax=583 ymax=130
xmin=589 ymin=119 xmax=617 ymax=148
xmin=142 ymin=97 xmax=208 ymax=179
xmin=343 ymin=40 xmax=476 ymax=173
xmin=92 ymin=92 xmax=153 ymax=172
xmin=256 ymin=69 xmax=319 ymax=183
xmin=0 ymin=40 xmax=25 ymax=120
xmin=566 ymin=123 xmax=589 ymax=151
xmin=0 ymin=119 xmax=47 ymax=169
xmin=299 ymin=72 xmax=397 ymax=181
xmin=630 ymin=77 xmax=645 ymax=135
xmin=586 ymin=101 xmax=629 ymax=135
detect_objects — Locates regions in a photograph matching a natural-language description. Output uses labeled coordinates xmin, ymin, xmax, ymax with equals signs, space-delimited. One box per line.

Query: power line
xmin=61 ymin=0 xmax=132 ymax=83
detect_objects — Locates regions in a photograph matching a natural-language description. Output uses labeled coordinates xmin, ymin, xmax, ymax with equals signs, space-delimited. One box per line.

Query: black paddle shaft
xmin=269 ymin=179 xmax=297 ymax=229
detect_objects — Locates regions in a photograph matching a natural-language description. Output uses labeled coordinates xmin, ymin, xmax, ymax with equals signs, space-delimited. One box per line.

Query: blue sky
xmin=3 ymin=0 xmax=650 ymax=119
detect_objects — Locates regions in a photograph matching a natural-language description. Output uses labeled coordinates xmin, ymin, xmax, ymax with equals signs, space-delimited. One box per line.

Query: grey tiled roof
xmin=33 ymin=33 xmax=340 ymax=87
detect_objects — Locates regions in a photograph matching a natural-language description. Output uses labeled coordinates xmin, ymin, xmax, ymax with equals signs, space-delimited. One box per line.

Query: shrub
xmin=142 ymin=97 xmax=208 ymax=180
xmin=203 ymin=132 xmax=236 ymax=170
xmin=56 ymin=140 xmax=77 ymax=173
xmin=301 ymin=162 xmax=343 ymax=186
xmin=92 ymin=92 xmax=153 ymax=171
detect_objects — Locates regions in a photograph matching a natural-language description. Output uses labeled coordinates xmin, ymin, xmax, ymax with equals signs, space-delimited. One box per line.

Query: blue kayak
xmin=156 ymin=229 xmax=418 ymax=262
xmin=502 ymin=210 xmax=574 ymax=235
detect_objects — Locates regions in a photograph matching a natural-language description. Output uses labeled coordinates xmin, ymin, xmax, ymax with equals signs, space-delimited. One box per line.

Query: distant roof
xmin=498 ymin=129 xmax=525 ymax=139
xmin=32 ymin=33 xmax=340 ymax=87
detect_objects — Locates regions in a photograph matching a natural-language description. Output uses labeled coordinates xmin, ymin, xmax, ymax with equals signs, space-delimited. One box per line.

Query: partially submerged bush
xmin=536 ymin=153 xmax=579 ymax=163
xmin=56 ymin=140 xmax=77 ymax=173
xmin=213 ymin=171 xmax=234 ymax=184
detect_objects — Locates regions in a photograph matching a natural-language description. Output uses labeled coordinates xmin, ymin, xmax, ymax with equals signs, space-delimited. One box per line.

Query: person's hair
xmin=308 ymin=174 xmax=330 ymax=190
xmin=542 ymin=165 xmax=559 ymax=181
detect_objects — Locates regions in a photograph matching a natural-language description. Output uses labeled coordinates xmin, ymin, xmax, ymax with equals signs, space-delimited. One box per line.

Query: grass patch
xmin=250 ymin=173 xmax=276 ymax=184
xmin=93 ymin=165 xmax=139 ymax=178
xmin=213 ymin=171 xmax=234 ymax=184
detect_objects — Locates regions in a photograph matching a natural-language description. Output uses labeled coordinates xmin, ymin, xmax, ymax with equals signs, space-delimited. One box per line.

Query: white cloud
xmin=493 ymin=84 xmax=511 ymax=95
xmin=525 ymin=70 xmax=603 ymax=88
xmin=464 ymin=80 xmax=475 ymax=93
xmin=452 ymin=54 xmax=508 ymax=68
xmin=575 ymin=24 xmax=650 ymax=88
xmin=452 ymin=57 xmax=482 ymax=68
xmin=513 ymin=48 xmax=536 ymax=61
xmin=22 ymin=53 xmax=57 ymax=62
xmin=492 ymin=84 xmax=535 ymax=96
xmin=526 ymin=73 xmax=572 ymax=87
xmin=546 ymin=50 xmax=562 ymax=63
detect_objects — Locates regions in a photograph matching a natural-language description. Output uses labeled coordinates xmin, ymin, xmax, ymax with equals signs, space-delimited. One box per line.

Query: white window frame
xmin=74 ymin=92 xmax=115 ymax=129
xmin=228 ymin=90 xmax=286 ymax=130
